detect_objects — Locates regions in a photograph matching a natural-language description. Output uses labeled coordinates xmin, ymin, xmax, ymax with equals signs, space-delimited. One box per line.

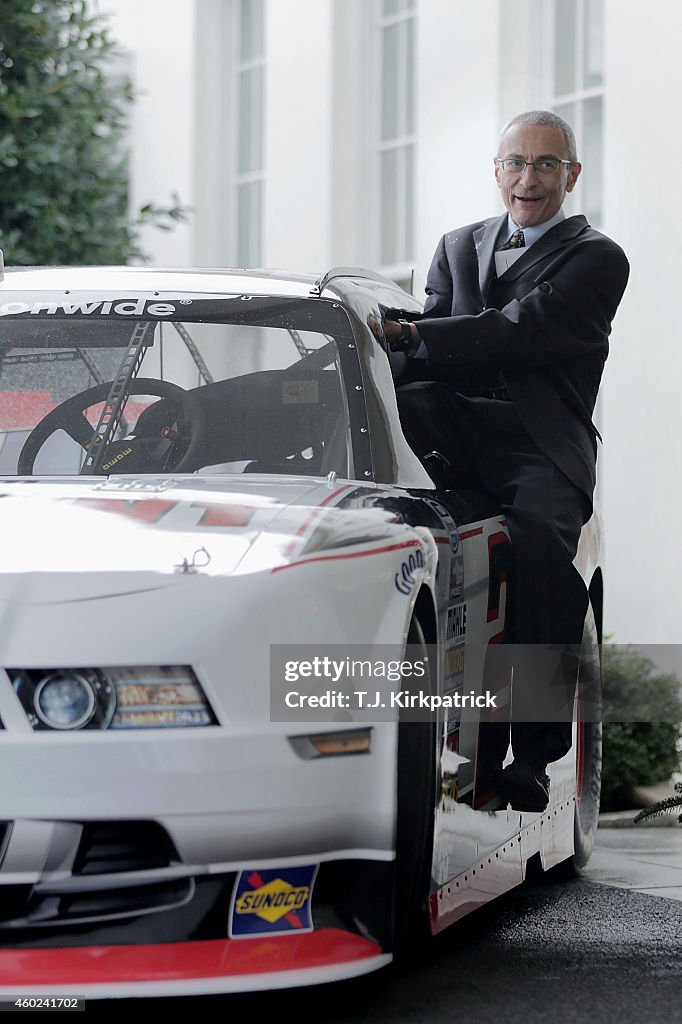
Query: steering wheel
xmin=17 ymin=378 xmax=208 ymax=476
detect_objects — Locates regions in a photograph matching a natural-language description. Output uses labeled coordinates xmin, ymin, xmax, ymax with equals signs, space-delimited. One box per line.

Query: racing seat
xmin=196 ymin=369 xmax=345 ymax=475
xmin=131 ymin=368 xmax=346 ymax=476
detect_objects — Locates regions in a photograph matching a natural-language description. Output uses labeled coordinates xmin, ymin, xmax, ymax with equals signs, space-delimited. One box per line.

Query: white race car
xmin=0 ymin=260 xmax=602 ymax=999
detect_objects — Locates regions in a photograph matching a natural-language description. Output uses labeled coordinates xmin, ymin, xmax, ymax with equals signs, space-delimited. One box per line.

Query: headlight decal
xmin=8 ymin=665 xmax=216 ymax=730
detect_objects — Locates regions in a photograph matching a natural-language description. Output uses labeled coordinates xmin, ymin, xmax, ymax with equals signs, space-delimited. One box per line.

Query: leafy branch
xmin=634 ymin=782 xmax=682 ymax=825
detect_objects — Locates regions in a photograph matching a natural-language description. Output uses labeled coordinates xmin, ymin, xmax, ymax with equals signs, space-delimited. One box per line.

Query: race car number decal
xmin=486 ymin=531 xmax=512 ymax=636
xmin=482 ymin=529 xmax=513 ymax=720
xmin=229 ymin=865 xmax=318 ymax=938
xmin=72 ymin=497 xmax=255 ymax=528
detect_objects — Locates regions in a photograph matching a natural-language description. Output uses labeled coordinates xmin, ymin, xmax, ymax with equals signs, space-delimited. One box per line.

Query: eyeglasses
xmin=495 ymin=157 xmax=573 ymax=175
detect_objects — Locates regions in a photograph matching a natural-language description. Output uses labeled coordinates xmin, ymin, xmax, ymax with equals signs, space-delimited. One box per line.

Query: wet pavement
xmin=587 ymin=778 xmax=682 ymax=900
xmin=587 ymin=825 xmax=682 ymax=901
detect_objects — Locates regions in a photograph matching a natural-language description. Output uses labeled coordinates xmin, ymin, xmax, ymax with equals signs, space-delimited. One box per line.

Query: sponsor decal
xmin=94 ymin=478 xmax=177 ymax=492
xmin=421 ymin=498 xmax=463 ymax=600
xmin=426 ymin=500 xmax=451 ymax=519
xmin=444 ymin=643 xmax=465 ymax=681
xmin=445 ymin=683 xmax=464 ymax=738
xmin=229 ymin=865 xmax=317 ymax=938
xmin=394 ymin=547 xmax=424 ymax=595
xmin=449 ymin=552 xmax=463 ymax=600
xmin=0 ymin=298 xmax=177 ymax=318
xmin=446 ymin=602 xmax=467 ymax=641
xmin=101 ymin=447 xmax=132 ymax=472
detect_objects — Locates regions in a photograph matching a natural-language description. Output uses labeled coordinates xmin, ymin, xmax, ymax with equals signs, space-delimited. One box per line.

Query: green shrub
xmin=601 ymin=644 xmax=682 ymax=811
xmin=0 ymin=0 xmax=186 ymax=265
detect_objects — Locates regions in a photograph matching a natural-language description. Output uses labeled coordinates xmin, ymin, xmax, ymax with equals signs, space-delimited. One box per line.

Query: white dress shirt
xmin=502 ymin=209 xmax=566 ymax=249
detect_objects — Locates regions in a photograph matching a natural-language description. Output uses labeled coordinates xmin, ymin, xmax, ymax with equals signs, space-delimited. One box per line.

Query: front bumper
xmin=0 ymin=930 xmax=391 ymax=998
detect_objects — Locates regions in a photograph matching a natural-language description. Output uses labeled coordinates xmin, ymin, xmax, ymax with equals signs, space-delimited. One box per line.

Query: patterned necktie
xmin=499 ymin=228 xmax=525 ymax=250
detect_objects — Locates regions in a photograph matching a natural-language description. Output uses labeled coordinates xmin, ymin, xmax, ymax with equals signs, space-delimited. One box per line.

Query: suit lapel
xmin=474 ymin=215 xmax=506 ymax=302
xmin=498 ymin=215 xmax=590 ymax=281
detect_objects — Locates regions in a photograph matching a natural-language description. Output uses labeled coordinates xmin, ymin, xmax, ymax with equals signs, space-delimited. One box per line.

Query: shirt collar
xmin=506 ymin=210 xmax=566 ymax=249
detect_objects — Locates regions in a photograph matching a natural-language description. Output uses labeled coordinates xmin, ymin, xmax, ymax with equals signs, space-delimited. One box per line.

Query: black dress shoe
xmin=499 ymin=761 xmax=550 ymax=812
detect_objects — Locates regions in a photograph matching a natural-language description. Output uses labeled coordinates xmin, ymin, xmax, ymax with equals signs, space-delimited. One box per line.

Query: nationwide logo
xmin=0 ymin=298 xmax=177 ymax=317
xmin=229 ymin=865 xmax=318 ymax=938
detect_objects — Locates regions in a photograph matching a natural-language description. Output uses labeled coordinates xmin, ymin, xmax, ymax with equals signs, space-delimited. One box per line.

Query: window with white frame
xmin=374 ymin=0 xmax=417 ymax=284
xmin=232 ymin=0 xmax=265 ymax=266
xmin=546 ymin=0 xmax=604 ymax=226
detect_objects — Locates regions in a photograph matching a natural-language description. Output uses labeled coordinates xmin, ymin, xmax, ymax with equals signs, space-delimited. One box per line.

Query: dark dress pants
xmin=396 ymin=381 xmax=593 ymax=768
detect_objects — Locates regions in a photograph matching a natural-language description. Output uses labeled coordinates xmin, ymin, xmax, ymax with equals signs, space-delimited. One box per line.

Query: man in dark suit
xmin=383 ymin=110 xmax=630 ymax=812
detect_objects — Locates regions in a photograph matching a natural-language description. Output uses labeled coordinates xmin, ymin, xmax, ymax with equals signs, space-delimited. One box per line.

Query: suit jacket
xmin=411 ymin=213 xmax=630 ymax=499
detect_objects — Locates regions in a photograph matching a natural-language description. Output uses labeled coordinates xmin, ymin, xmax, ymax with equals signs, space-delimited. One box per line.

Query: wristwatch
xmin=389 ymin=318 xmax=414 ymax=353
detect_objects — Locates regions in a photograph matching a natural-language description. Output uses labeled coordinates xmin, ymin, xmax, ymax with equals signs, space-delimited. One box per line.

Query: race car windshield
xmin=0 ymin=295 xmax=353 ymax=478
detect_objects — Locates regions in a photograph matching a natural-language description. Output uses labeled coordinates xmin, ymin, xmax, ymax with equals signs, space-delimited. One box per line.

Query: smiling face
xmin=494 ymin=123 xmax=581 ymax=228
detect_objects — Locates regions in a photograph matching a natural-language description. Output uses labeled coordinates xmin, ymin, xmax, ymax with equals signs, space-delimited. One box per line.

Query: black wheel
xmin=550 ymin=602 xmax=602 ymax=879
xmin=17 ymin=378 xmax=207 ymax=475
xmin=392 ymin=615 xmax=438 ymax=963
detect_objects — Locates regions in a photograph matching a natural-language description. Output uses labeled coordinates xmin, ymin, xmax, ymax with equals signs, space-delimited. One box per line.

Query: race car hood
xmin=0 ymin=475 xmax=404 ymax=603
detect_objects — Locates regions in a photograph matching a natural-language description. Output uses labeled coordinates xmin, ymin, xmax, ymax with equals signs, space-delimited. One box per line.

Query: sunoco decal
xmin=229 ymin=865 xmax=318 ymax=938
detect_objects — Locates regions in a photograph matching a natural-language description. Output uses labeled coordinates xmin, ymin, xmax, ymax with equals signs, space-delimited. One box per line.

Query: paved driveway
xmin=586 ymin=824 xmax=682 ymax=900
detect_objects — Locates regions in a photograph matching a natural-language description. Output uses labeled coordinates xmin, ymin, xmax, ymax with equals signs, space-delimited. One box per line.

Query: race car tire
xmin=392 ymin=613 xmax=438 ymax=963
xmin=550 ymin=601 xmax=602 ymax=879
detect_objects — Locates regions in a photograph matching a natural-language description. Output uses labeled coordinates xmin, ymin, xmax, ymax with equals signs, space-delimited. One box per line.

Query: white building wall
xmin=94 ymin=0 xmax=197 ymax=265
xmin=416 ymin=1 xmax=502 ymax=289
xmin=263 ymin=0 xmax=334 ymax=272
xmin=330 ymin=0 xmax=372 ymax=268
xmin=599 ymin=0 xmax=682 ymax=652
xmin=192 ymin=0 xmax=233 ymax=267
